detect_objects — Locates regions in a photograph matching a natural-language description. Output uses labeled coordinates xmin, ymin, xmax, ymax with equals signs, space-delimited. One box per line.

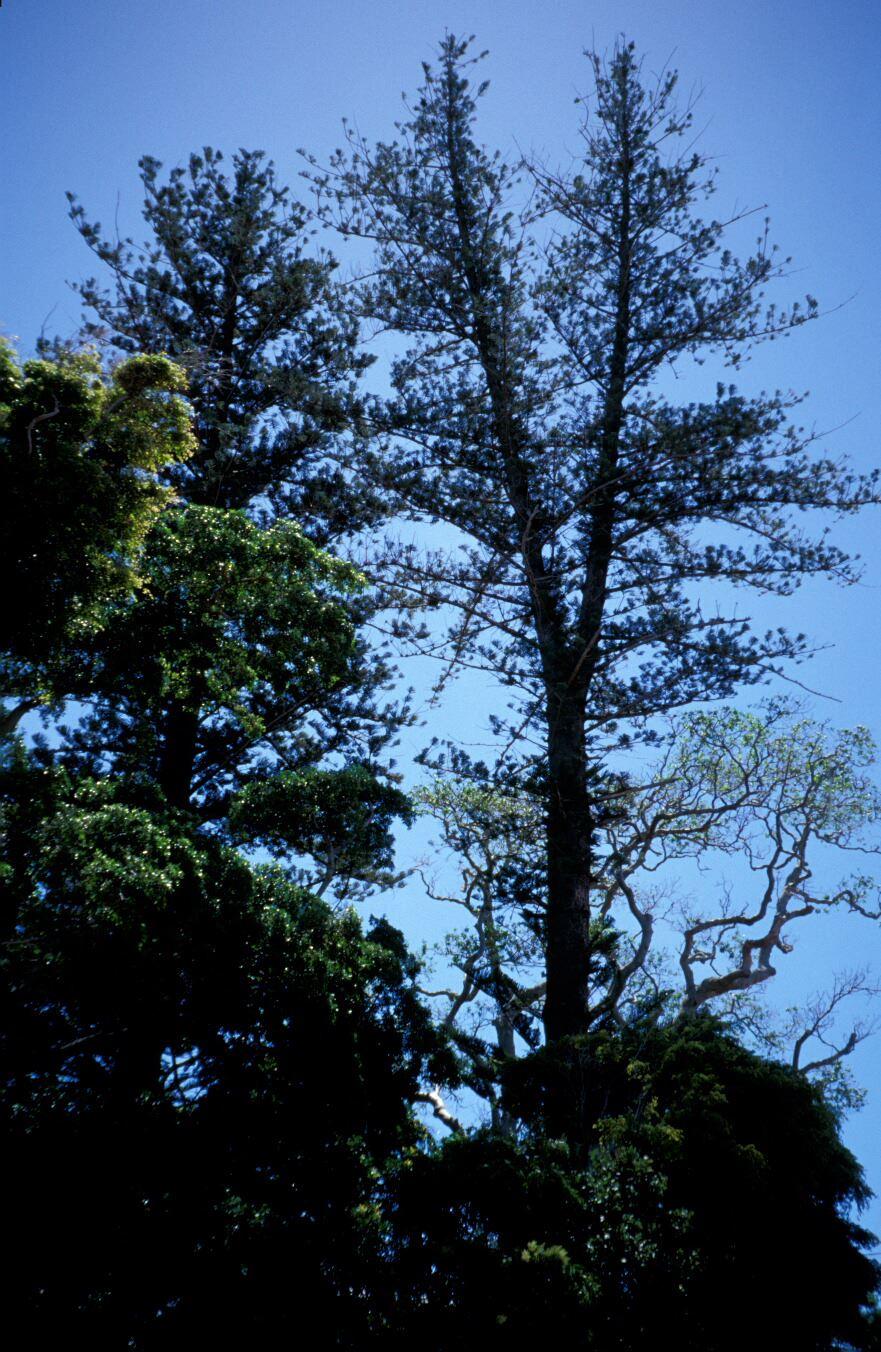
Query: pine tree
xmin=68 ymin=147 xmax=377 ymax=533
xmin=311 ymin=36 xmax=879 ymax=1040
xmin=63 ymin=150 xmax=408 ymax=885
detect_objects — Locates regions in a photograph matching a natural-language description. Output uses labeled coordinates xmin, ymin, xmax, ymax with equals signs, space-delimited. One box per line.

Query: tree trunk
xmin=542 ymin=692 xmax=594 ymax=1042
xmin=158 ymin=701 xmax=199 ymax=810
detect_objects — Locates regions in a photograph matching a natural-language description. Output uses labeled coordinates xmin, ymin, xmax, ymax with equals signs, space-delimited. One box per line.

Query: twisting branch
xmin=416 ymin=1087 xmax=465 ymax=1134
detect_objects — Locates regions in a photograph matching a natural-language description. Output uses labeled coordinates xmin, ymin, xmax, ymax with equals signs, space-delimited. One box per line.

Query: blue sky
xmin=2 ymin=0 xmax=880 ymax=1222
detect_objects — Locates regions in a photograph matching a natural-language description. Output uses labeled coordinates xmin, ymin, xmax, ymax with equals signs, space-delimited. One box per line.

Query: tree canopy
xmin=1 ymin=30 xmax=879 ymax=1350
xmin=0 ymin=341 xmax=194 ymax=717
xmin=0 ymin=335 xmax=452 ymax=1343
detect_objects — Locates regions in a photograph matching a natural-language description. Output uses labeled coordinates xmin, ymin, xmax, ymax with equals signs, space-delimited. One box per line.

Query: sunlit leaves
xmin=0 ymin=342 xmax=194 ymax=702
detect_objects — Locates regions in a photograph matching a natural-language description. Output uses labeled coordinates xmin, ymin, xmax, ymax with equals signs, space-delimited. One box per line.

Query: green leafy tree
xmin=311 ymin=36 xmax=879 ymax=1041
xmin=0 ymin=341 xmax=194 ymax=722
xmin=417 ymin=702 xmax=881 ymax=1094
xmin=0 ymin=745 xmax=450 ymax=1344
xmin=385 ymin=1018 xmax=879 ymax=1349
xmin=0 ymin=149 xmax=450 ymax=1340
xmin=0 ymin=361 xmax=448 ymax=1337
xmin=384 ymin=1112 xmax=693 ymax=1350
xmin=49 ymin=500 xmax=407 ymax=898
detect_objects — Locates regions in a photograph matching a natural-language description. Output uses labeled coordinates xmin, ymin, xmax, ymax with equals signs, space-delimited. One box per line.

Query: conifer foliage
xmin=311 ymin=37 xmax=879 ymax=1041
xmin=68 ymin=147 xmax=377 ymax=532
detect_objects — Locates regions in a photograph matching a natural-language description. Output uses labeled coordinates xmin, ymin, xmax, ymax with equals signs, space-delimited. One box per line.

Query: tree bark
xmin=542 ymin=690 xmax=594 ymax=1042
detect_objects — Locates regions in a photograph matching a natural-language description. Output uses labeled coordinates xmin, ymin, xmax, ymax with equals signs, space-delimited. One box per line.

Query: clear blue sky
xmin=2 ymin=0 xmax=880 ymax=1222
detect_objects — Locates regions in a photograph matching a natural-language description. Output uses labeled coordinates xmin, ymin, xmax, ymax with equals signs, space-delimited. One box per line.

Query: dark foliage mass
xmin=390 ymin=1019 xmax=879 ymax=1350
xmin=1 ymin=747 xmax=448 ymax=1344
xmin=0 ymin=33 xmax=878 ymax=1350
xmin=67 ymin=145 xmax=378 ymax=532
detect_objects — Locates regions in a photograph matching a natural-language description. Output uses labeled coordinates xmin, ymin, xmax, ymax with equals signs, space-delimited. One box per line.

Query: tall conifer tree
xmin=312 ymin=37 xmax=879 ymax=1040
xmin=64 ymin=150 xmax=406 ymax=875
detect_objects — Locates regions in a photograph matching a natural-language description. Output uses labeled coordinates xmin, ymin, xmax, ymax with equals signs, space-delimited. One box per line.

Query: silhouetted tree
xmin=311 ymin=36 xmax=879 ymax=1040
xmin=63 ymin=150 xmax=408 ymax=897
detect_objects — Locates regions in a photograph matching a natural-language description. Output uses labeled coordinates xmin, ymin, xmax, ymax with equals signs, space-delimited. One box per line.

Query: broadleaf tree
xmin=0 ymin=341 xmax=194 ymax=724
xmin=416 ymin=702 xmax=881 ymax=1112
xmin=0 ymin=347 xmax=453 ymax=1342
